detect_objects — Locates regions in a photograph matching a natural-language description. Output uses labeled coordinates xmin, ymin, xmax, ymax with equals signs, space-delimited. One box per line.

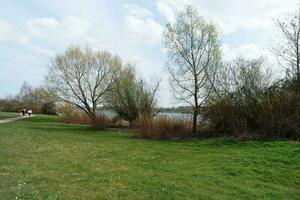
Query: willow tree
xmin=106 ymin=65 xmax=160 ymax=127
xmin=163 ymin=6 xmax=221 ymax=135
xmin=46 ymin=46 xmax=121 ymax=123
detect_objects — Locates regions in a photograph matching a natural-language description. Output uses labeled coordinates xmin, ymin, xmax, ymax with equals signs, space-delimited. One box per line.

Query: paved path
xmin=0 ymin=116 xmax=33 ymax=124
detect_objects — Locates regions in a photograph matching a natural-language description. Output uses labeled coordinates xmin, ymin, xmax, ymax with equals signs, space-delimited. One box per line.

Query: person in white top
xmin=28 ymin=109 xmax=32 ymax=117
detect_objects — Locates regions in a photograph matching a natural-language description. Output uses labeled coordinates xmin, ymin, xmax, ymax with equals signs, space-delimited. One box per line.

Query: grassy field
xmin=0 ymin=115 xmax=299 ymax=199
xmin=0 ymin=111 xmax=18 ymax=120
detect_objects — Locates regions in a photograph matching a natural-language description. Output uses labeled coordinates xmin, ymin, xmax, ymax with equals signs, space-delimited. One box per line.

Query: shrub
xmin=57 ymin=103 xmax=125 ymax=129
xmin=137 ymin=115 xmax=193 ymax=140
xmin=206 ymin=87 xmax=300 ymax=140
xmin=57 ymin=104 xmax=91 ymax=124
xmin=91 ymin=114 xmax=111 ymax=129
xmin=255 ymin=89 xmax=300 ymax=139
xmin=205 ymin=98 xmax=251 ymax=136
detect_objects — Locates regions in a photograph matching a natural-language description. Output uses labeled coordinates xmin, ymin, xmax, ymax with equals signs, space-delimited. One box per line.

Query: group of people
xmin=19 ymin=108 xmax=32 ymax=117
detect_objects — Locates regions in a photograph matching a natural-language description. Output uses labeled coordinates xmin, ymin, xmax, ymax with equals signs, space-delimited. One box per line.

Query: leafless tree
xmin=213 ymin=57 xmax=271 ymax=99
xmin=46 ymin=46 xmax=121 ymax=123
xmin=272 ymin=7 xmax=300 ymax=82
xmin=163 ymin=5 xmax=221 ymax=135
xmin=17 ymin=81 xmax=33 ymax=103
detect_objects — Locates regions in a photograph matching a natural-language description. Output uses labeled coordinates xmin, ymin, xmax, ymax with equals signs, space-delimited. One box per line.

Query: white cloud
xmin=0 ymin=19 xmax=28 ymax=44
xmin=124 ymin=4 xmax=153 ymax=18
xmin=221 ymin=43 xmax=278 ymax=64
xmin=221 ymin=43 xmax=280 ymax=74
xmin=156 ymin=0 xmax=180 ymax=23
xmin=26 ymin=16 xmax=90 ymax=42
xmin=0 ymin=19 xmax=13 ymax=42
xmin=26 ymin=18 xmax=59 ymax=38
xmin=123 ymin=4 xmax=163 ymax=46
xmin=29 ymin=44 xmax=55 ymax=57
xmin=155 ymin=0 xmax=298 ymax=35
xmin=221 ymin=44 xmax=266 ymax=60
xmin=24 ymin=16 xmax=104 ymax=57
xmin=0 ymin=18 xmax=53 ymax=58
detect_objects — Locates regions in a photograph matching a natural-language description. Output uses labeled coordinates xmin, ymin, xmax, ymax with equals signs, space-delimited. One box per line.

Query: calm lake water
xmin=157 ymin=112 xmax=193 ymax=120
xmin=97 ymin=110 xmax=193 ymax=120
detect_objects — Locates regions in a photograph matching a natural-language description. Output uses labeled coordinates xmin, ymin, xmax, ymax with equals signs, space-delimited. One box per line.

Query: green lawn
xmin=0 ymin=111 xmax=18 ymax=120
xmin=0 ymin=115 xmax=299 ymax=199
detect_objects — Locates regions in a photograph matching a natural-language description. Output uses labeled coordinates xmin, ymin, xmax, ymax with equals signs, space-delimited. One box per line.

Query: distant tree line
xmin=0 ymin=82 xmax=56 ymax=114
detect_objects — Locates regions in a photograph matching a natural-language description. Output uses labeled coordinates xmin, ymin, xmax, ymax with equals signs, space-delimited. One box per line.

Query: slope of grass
xmin=0 ymin=111 xmax=18 ymax=120
xmin=0 ymin=115 xmax=299 ymax=199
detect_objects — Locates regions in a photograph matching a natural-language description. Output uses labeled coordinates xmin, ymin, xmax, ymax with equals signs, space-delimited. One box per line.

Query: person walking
xmin=21 ymin=109 xmax=25 ymax=116
xmin=28 ymin=109 xmax=32 ymax=117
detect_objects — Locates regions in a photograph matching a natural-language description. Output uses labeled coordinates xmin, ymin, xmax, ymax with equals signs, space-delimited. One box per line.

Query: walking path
xmin=0 ymin=116 xmax=33 ymax=124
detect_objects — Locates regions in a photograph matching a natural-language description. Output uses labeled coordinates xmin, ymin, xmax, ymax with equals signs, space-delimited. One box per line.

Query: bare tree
xmin=213 ymin=57 xmax=271 ymax=99
xmin=46 ymin=46 xmax=121 ymax=123
xmin=163 ymin=6 xmax=221 ymax=135
xmin=17 ymin=81 xmax=33 ymax=103
xmin=272 ymin=7 xmax=300 ymax=82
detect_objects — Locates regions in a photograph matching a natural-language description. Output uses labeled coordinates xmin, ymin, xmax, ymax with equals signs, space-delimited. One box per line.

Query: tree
xmin=206 ymin=57 xmax=273 ymax=135
xmin=106 ymin=65 xmax=160 ymax=127
xmin=46 ymin=46 xmax=121 ymax=123
xmin=213 ymin=57 xmax=271 ymax=99
xmin=272 ymin=7 xmax=300 ymax=83
xmin=163 ymin=6 xmax=221 ymax=135
xmin=32 ymin=87 xmax=57 ymax=114
xmin=0 ymin=83 xmax=56 ymax=114
xmin=17 ymin=81 xmax=33 ymax=104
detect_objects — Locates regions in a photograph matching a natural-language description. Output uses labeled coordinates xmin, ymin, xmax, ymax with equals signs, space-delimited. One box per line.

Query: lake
xmin=97 ymin=110 xmax=194 ymax=121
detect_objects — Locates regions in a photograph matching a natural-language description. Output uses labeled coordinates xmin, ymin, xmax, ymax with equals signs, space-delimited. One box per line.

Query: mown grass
xmin=0 ymin=111 xmax=18 ymax=120
xmin=0 ymin=115 xmax=299 ymax=199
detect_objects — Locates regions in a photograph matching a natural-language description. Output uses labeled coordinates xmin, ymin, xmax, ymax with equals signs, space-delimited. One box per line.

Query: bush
xmin=57 ymin=103 xmax=126 ymax=129
xmin=255 ymin=89 xmax=300 ymax=139
xmin=206 ymin=87 xmax=300 ymax=140
xmin=137 ymin=115 xmax=193 ymax=140
xmin=58 ymin=104 xmax=91 ymax=124
xmin=91 ymin=115 xmax=111 ymax=129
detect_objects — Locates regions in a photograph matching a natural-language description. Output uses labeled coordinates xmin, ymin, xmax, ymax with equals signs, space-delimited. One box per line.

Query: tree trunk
xmin=91 ymin=114 xmax=97 ymax=127
xmin=297 ymin=41 xmax=300 ymax=82
xmin=91 ymin=113 xmax=105 ymax=129
xmin=192 ymin=107 xmax=198 ymax=136
xmin=297 ymin=41 xmax=300 ymax=94
xmin=129 ymin=118 xmax=138 ymax=128
xmin=129 ymin=120 xmax=134 ymax=128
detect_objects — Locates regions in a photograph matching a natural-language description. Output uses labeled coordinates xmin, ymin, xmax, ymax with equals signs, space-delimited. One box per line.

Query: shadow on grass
xmin=27 ymin=123 xmax=136 ymax=140
xmin=28 ymin=124 xmax=103 ymax=134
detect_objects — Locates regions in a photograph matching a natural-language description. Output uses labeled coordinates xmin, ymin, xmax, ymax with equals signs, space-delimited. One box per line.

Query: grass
xmin=0 ymin=111 xmax=18 ymax=120
xmin=0 ymin=115 xmax=299 ymax=199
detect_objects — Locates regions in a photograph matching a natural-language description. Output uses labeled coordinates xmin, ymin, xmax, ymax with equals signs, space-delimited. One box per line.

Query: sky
xmin=0 ymin=0 xmax=299 ymax=107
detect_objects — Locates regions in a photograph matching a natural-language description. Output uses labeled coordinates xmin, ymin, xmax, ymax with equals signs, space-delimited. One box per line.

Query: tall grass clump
xmin=137 ymin=115 xmax=192 ymax=140
xmin=57 ymin=103 xmax=112 ymax=129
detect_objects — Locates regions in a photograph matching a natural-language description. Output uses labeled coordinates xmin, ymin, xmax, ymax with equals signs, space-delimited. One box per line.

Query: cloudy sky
xmin=0 ymin=0 xmax=298 ymax=106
